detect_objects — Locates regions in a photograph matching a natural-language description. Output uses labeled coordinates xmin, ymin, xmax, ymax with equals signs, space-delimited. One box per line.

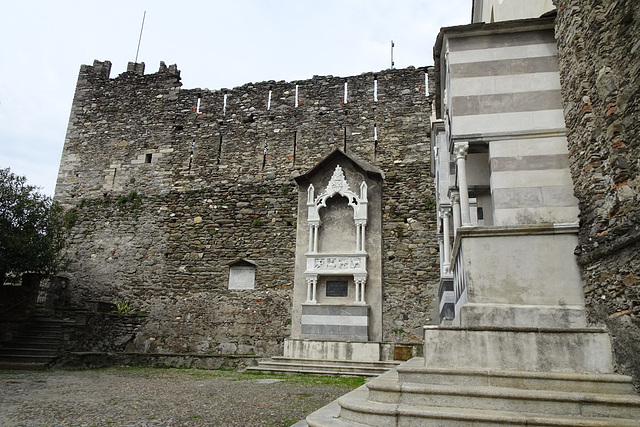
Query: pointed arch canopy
xmin=307 ymin=165 xmax=368 ymax=225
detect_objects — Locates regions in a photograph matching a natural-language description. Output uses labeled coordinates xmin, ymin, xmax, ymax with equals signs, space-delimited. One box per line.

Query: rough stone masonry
xmin=54 ymin=62 xmax=439 ymax=358
xmin=554 ymin=0 xmax=640 ymax=385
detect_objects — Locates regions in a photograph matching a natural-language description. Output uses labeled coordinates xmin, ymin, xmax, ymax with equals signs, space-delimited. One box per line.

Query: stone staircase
xmin=307 ymin=357 xmax=640 ymax=426
xmin=247 ymin=356 xmax=400 ymax=377
xmin=0 ymin=316 xmax=73 ymax=370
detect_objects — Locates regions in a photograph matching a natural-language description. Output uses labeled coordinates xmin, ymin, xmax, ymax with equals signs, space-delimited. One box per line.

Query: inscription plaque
xmin=326 ymin=280 xmax=348 ymax=297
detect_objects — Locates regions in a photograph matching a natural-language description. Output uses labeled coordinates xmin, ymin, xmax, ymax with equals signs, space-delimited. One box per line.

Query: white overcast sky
xmin=0 ymin=0 xmax=471 ymax=197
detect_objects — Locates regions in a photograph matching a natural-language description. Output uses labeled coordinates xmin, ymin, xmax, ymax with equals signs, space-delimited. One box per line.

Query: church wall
xmin=54 ymin=62 xmax=439 ymax=356
xmin=440 ymin=22 xmax=579 ymax=227
xmin=472 ymin=0 xmax=555 ymax=23
xmin=554 ymin=0 xmax=640 ymax=386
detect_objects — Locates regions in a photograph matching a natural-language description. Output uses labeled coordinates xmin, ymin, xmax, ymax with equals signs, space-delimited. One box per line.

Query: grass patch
xmin=239 ymin=370 xmax=365 ymax=388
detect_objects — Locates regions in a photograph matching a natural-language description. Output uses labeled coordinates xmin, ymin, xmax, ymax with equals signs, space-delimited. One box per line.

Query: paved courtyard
xmin=0 ymin=367 xmax=363 ymax=426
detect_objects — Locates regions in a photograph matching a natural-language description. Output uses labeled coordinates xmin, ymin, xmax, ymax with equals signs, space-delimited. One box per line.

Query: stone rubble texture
xmin=554 ymin=0 xmax=640 ymax=386
xmin=54 ymin=62 xmax=439 ymax=358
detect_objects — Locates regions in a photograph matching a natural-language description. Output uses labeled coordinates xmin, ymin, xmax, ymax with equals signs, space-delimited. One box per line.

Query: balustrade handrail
xmin=452 ymin=239 xmax=466 ymax=306
xmin=0 ymin=295 xmax=35 ymax=317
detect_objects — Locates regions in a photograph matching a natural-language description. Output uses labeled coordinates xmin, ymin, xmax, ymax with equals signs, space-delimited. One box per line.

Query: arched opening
xmin=318 ymin=195 xmax=356 ymax=253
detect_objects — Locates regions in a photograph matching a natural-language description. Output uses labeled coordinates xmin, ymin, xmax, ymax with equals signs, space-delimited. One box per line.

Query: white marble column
xmin=354 ymin=221 xmax=367 ymax=253
xmin=354 ymin=276 xmax=367 ymax=304
xmin=441 ymin=208 xmax=451 ymax=273
xmin=306 ymin=276 xmax=318 ymax=303
xmin=308 ymin=225 xmax=314 ymax=252
xmin=454 ymin=142 xmax=471 ymax=226
xmin=308 ymin=224 xmax=320 ymax=253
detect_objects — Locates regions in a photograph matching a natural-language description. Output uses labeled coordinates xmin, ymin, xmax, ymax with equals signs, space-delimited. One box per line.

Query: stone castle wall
xmin=554 ymin=0 xmax=640 ymax=384
xmin=55 ymin=61 xmax=439 ymax=356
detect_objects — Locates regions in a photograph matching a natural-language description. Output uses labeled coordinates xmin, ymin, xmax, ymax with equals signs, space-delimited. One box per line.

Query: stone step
xmin=28 ymin=320 xmax=71 ymax=328
xmin=0 ymin=362 xmax=49 ymax=371
xmin=0 ymin=347 xmax=59 ymax=356
xmin=246 ymin=365 xmax=381 ymax=377
xmin=0 ymin=316 xmax=69 ymax=370
xmin=396 ymin=358 xmax=637 ymax=395
xmin=7 ymin=336 xmax=61 ymax=345
xmin=256 ymin=361 xmax=391 ymax=374
xmin=21 ymin=327 xmax=62 ymax=337
xmin=247 ymin=357 xmax=399 ymax=377
xmin=0 ymin=354 xmax=58 ymax=364
xmin=270 ymin=356 xmax=400 ymax=369
xmin=4 ymin=333 xmax=62 ymax=347
xmin=366 ymin=376 xmax=640 ymax=419
xmin=317 ymin=385 xmax=640 ymax=427
xmin=24 ymin=324 xmax=63 ymax=331
xmin=10 ymin=332 xmax=62 ymax=340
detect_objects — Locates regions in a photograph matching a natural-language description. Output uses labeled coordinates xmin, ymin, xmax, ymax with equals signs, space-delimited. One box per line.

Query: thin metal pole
xmin=135 ymin=11 xmax=146 ymax=64
xmin=391 ymin=40 xmax=395 ymax=68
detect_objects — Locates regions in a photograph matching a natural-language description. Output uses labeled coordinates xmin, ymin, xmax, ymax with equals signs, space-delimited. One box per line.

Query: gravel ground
xmin=0 ymin=367 xmax=364 ymax=427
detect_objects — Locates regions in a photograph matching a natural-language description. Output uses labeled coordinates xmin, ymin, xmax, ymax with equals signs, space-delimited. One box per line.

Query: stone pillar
xmin=441 ymin=208 xmax=451 ymax=273
xmin=306 ymin=276 xmax=318 ymax=303
xmin=308 ymin=225 xmax=315 ymax=252
xmin=454 ymin=142 xmax=471 ymax=226
xmin=354 ymin=221 xmax=367 ymax=253
xmin=354 ymin=275 xmax=367 ymax=304
xmin=308 ymin=224 xmax=319 ymax=253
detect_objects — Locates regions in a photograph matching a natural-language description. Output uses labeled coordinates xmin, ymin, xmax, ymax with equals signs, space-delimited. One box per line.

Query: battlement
xmin=78 ymin=59 xmax=425 ymax=102
xmin=79 ymin=59 xmax=112 ymax=79
xmin=77 ymin=60 xmax=181 ymax=87
xmin=126 ymin=61 xmax=145 ymax=75
xmin=57 ymin=60 xmax=434 ymax=204
xmin=124 ymin=61 xmax=181 ymax=77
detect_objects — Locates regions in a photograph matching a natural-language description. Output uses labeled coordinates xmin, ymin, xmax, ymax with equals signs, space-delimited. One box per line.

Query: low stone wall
xmin=54 ymin=351 xmax=258 ymax=371
xmin=62 ymin=311 xmax=143 ymax=353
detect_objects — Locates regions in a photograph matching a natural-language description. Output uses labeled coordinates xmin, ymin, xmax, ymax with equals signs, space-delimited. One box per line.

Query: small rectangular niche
xmin=145 ymin=153 xmax=153 ymax=163
xmin=228 ymin=259 xmax=256 ymax=290
xmin=326 ymin=280 xmax=348 ymax=297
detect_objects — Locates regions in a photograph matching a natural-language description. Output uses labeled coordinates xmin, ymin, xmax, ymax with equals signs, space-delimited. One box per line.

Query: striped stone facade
xmin=440 ymin=18 xmax=578 ymax=228
xmin=300 ymin=304 xmax=369 ymax=341
xmin=432 ymin=17 xmax=583 ymax=323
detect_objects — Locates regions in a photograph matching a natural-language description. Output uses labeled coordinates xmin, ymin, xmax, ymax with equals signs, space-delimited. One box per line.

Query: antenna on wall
xmin=391 ymin=40 xmax=395 ymax=68
xmin=134 ymin=11 xmax=146 ymax=64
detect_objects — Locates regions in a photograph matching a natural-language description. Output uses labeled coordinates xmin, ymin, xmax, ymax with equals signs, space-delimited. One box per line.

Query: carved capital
xmin=450 ymin=190 xmax=460 ymax=205
xmin=354 ymin=276 xmax=367 ymax=286
xmin=454 ymin=142 xmax=469 ymax=160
